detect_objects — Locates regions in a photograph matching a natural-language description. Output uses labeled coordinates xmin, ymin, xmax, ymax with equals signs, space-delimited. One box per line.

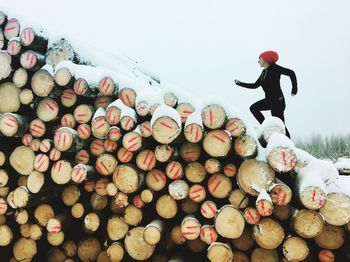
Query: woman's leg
xmin=271 ymin=100 xmax=291 ymax=138
xmin=250 ymin=99 xmax=270 ymax=124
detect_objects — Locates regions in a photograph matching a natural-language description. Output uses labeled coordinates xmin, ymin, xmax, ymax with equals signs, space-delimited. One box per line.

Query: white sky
xmin=2 ymin=0 xmax=350 ymax=138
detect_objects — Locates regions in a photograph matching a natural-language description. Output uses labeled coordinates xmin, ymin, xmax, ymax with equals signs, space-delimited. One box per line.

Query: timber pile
xmin=0 ymin=10 xmax=350 ymax=262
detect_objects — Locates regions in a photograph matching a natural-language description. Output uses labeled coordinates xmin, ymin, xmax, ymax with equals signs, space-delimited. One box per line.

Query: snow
xmin=255 ymin=188 xmax=272 ymax=204
xmin=92 ymin=107 xmax=106 ymax=120
xmin=135 ymin=86 xmax=163 ymax=109
xmin=256 ymin=116 xmax=286 ymax=139
xmin=297 ymin=166 xmax=326 ymax=194
xmin=151 ymin=104 xmax=182 ymax=129
xmin=185 ymin=111 xmax=204 ymax=129
xmin=106 ymin=99 xmax=137 ymax=121
xmin=266 ymin=133 xmax=296 ymax=157
xmin=41 ymin=64 xmax=54 ymax=76
xmin=334 ymin=158 xmax=350 ymax=173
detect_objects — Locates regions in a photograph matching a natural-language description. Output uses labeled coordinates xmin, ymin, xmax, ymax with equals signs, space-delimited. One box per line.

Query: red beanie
xmin=259 ymin=51 xmax=279 ymax=64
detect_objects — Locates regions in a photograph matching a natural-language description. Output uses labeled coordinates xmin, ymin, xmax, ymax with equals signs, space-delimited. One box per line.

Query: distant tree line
xmin=294 ymin=133 xmax=350 ymax=161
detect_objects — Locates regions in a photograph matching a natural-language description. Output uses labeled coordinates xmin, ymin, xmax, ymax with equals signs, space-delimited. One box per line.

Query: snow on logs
xmin=0 ymin=9 xmax=349 ymax=262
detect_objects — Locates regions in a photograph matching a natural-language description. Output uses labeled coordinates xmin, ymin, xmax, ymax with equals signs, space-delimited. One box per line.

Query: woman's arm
xmin=277 ymin=65 xmax=298 ymax=95
xmin=235 ymin=73 xmax=262 ymax=89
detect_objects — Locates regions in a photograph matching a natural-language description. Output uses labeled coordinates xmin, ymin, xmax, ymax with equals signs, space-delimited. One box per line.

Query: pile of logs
xmin=0 ymin=10 xmax=350 ymax=262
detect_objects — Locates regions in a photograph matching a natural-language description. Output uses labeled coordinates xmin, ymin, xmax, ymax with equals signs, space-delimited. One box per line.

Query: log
xmin=251 ymin=248 xmax=279 ymax=262
xmin=36 ymin=97 xmax=59 ymax=122
xmin=74 ymin=78 xmax=98 ymax=97
xmin=61 ymin=113 xmax=76 ymax=128
xmin=60 ymin=89 xmax=77 ymax=108
xmin=269 ymin=179 xmax=292 ymax=206
xmin=61 ymin=185 xmax=80 ymax=206
xmin=231 ymin=226 xmax=255 ymax=251
xmin=13 ymin=237 xmax=37 ymax=261
xmin=124 ymin=205 xmax=142 ymax=226
xmin=156 ymin=194 xmax=178 ymax=219
xmin=62 ymin=240 xmax=77 ymax=258
xmin=292 ymin=209 xmax=324 ymax=238
xmin=152 ymin=116 xmax=181 ymax=144
xmin=20 ymin=27 xmax=48 ymax=53
xmin=30 ymin=138 xmax=41 ymax=151
xmin=188 ymin=184 xmax=206 ymax=203
xmin=176 ymin=103 xmax=194 ymax=123
xmin=108 ymin=126 xmax=122 ymax=141
xmin=228 ymin=189 xmax=249 ymax=209
xmin=164 ymin=92 xmax=178 ymax=108
xmin=267 ymin=146 xmax=297 ymax=173
xmin=116 ymin=147 xmax=133 ymax=163
xmin=200 ymin=225 xmax=218 ymax=245
xmin=19 ymin=88 xmax=34 ymax=105
xmin=71 ymin=202 xmax=85 ymax=219
xmin=296 ymin=170 xmax=327 ymax=210
xmin=185 ymin=162 xmax=206 ymax=183
xmin=204 ymin=158 xmax=221 ymax=174
xmin=20 ymin=50 xmax=45 ymax=71
xmin=0 ymin=224 xmax=13 ymax=246
xmin=155 ymin=144 xmax=175 ymax=163
xmin=0 ymin=113 xmax=28 ymax=137
xmin=90 ymin=139 xmax=105 ymax=156
xmin=34 ymin=204 xmax=55 ymax=226
xmin=319 ymin=192 xmax=350 ymax=226
xmin=234 ymin=134 xmax=258 ymax=158
xmin=54 ymin=65 xmax=74 ymax=87
xmin=256 ymin=189 xmax=274 ymax=217
xmin=273 ymin=204 xmax=292 ymax=221
xmin=136 ymin=149 xmax=156 ymax=171
xmin=51 ymin=160 xmax=72 ymax=185
xmin=0 ymin=169 xmax=8 ymax=187
xmin=0 ymin=82 xmax=20 ymax=113
xmin=77 ymin=238 xmax=101 ymax=262
xmin=203 ymin=130 xmax=231 ymax=157
xmin=0 ymin=11 xmax=7 ymax=28
xmin=4 ymin=18 xmax=20 ymax=40
xmin=201 ymin=104 xmax=226 ymax=129
xmin=27 ymin=171 xmax=44 ymax=194
xmin=225 ymin=118 xmax=246 ymax=137
xmin=237 ymin=159 xmax=275 ymax=196
xmin=314 ymin=224 xmax=345 ymax=250
xmin=253 ymin=218 xmax=284 ymax=249
xmin=113 ymin=164 xmax=140 ymax=193
xmin=33 ymin=153 xmax=50 ymax=172
xmin=7 ymin=38 xmax=21 ymax=56
xmin=29 ymin=224 xmax=43 ymax=241
xmin=170 ymin=225 xmax=186 ymax=245
xmin=0 ymin=28 xmax=4 ymax=50
xmin=118 ymin=87 xmax=137 ymax=108
xmin=207 ymin=242 xmax=233 ymax=262
xmin=282 ymin=236 xmax=309 ymax=262
xmin=180 ymin=216 xmax=201 ymax=240
xmin=200 ymin=200 xmax=217 ymax=219
xmin=146 ymin=169 xmax=167 ymax=191
xmin=45 ymin=38 xmax=75 ymax=67
xmin=21 ymin=133 xmax=33 ymax=146
xmin=74 ymin=104 xmax=95 ymax=124
xmin=98 ymin=77 xmax=117 ymax=96
xmin=122 ymin=131 xmax=142 ymax=152
xmin=169 ymin=179 xmax=189 ymax=200
xmin=214 ymin=205 xmax=245 ymax=239
xmin=107 ymin=242 xmax=124 ymax=262
xmin=31 ymin=66 xmax=55 ymax=97
xmin=77 ymin=124 xmax=92 ymax=140
xmin=40 ymin=139 xmax=53 ymax=153
xmin=318 ymin=250 xmax=335 ymax=262
xmin=10 ymin=145 xmax=35 ymax=175
xmin=124 ymin=227 xmax=155 ymax=261
xmin=46 ymin=214 xmax=72 ymax=233
xmin=54 ymin=127 xmax=84 ymax=152
xmin=143 ymin=219 xmax=164 ymax=245
xmin=83 ymin=212 xmax=100 ymax=233
xmin=13 ymin=67 xmax=28 ymax=88
xmin=208 ymin=174 xmax=232 ymax=199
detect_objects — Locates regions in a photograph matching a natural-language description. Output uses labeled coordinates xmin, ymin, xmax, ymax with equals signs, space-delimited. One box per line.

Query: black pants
xmin=250 ymin=97 xmax=291 ymax=138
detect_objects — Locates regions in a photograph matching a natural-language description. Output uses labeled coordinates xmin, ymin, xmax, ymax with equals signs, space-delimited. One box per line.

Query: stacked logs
xmin=0 ymin=10 xmax=350 ymax=262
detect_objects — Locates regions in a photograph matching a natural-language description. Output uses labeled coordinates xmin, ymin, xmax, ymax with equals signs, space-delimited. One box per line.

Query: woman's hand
xmin=234 ymin=79 xmax=241 ymax=85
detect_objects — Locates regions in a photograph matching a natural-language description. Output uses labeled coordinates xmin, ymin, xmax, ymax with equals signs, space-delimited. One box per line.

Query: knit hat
xmin=259 ymin=51 xmax=279 ymax=64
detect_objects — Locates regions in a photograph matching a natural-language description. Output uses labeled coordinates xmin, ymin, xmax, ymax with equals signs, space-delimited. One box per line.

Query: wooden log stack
xmin=0 ymin=10 xmax=350 ymax=262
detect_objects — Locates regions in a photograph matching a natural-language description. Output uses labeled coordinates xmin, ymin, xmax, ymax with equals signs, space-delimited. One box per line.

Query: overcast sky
xmin=2 ymin=0 xmax=350 ymax=138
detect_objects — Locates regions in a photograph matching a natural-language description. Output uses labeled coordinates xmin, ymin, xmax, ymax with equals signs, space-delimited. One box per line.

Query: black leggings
xmin=250 ymin=98 xmax=291 ymax=138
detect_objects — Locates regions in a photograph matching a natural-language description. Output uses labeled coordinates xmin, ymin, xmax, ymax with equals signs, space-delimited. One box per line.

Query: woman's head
xmin=258 ymin=51 xmax=279 ymax=67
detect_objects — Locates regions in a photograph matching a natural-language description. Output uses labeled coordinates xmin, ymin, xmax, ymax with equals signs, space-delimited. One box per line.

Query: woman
xmin=234 ymin=50 xmax=298 ymax=138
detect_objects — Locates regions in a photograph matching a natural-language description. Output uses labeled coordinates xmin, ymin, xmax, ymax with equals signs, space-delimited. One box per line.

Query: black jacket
xmin=237 ymin=63 xmax=298 ymax=101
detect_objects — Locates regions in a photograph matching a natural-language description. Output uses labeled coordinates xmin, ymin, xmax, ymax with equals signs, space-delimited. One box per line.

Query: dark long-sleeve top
xmin=237 ymin=63 xmax=298 ymax=101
